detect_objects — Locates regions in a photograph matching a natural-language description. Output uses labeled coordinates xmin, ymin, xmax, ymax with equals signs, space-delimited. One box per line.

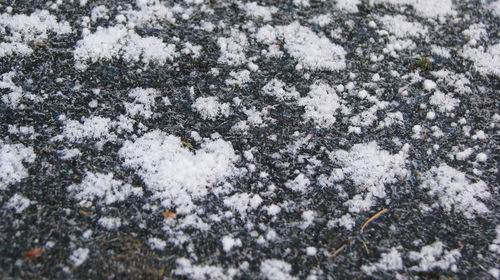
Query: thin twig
xmin=332 ymin=244 xmax=347 ymax=257
xmin=361 ymin=208 xmax=389 ymax=232
xmin=360 ymin=239 xmax=370 ymax=254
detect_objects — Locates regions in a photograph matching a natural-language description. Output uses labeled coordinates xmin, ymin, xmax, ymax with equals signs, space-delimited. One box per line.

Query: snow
xmin=285 ymin=173 xmax=311 ymax=193
xmin=5 ymin=193 xmax=32 ymax=213
xmin=119 ymin=130 xmax=240 ymax=214
xmin=306 ymin=247 xmax=317 ymax=256
xmin=489 ymin=225 xmax=500 ymax=254
xmin=217 ymin=30 xmax=248 ymax=66
xmin=148 ymin=237 xmax=167 ymax=250
xmin=378 ymin=15 xmax=428 ymax=37
xmin=408 ymin=241 xmax=461 ymax=272
xmin=328 ymin=213 xmax=356 ymax=231
xmin=256 ymin=22 xmax=346 ymax=71
xmin=370 ymin=0 xmax=456 ymax=18
xmin=69 ymin=248 xmax=90 ymax=267
xmin=264 ymin=204 xmax=281 ymax=216
xmin=462 ymin=43 xmax=500 ymax=77
xmin=74 ymin=25 xmax=177 ymax=68
xmin=242 ymin=2 xmax=277 ymax=21
xmin=279 ymin=22 xmax=346 ymax=71
xmin=0 ymin=42 xmax=33 ymax=58
xmin=361 ymin=248 xmax=403 ymax=274
xmin=260 ymin=259 xmax=297 ymax=280
xmin=261 ymin=79 xmax=300 ymax=101
xmin=223 ymin=192 xmax=263 ymax=217
xmin=0 ymin=10 xmax=71 ymax=57
xmin=335 ymin=0 xmax=361 ymax=13
xmin=58 ymin=116 xmax=115 ymax=142
xmin=175 ymin=258 xmax=239 ymax=280
xmin=330 ymin=142 xmax=408 ymax=213
xmin=309 ymin=14 xmax=332 ymax=27
xmin=68 ymin=172 xmax=143 ymax=205
xmin=124 ymin=88 xmax=160 ymax=119
xmin=123 ymin=1 xmax=175 ymax=27
xmin=192 ymin=96 xmax=231 ymax=120
xmin=420 ymin=164 xmax=491 ymax=219
xmin=98 ymin=216 xmax=122 ymax=230
xmin=297 ymin=82 xmax=343 ymax=128
xmin=429 ymin=91 xmax=460 ymax=112
xmin=0 ymin=143 xmax=36 ymax=190
xmin=221 ymin=235 xmax=242 ymax=252
xmin=0 ymin=71 xmax=24 ymax=108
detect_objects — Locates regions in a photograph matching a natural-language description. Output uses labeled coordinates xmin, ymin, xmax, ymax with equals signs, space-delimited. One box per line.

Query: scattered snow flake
xmin=225 ymin=70 xmax=251 ymax=87
xmin=264 ymin=204 xmax=281 ymax=216
xmin=279 ymin=22 xmax=346 ymax=71
xmin=174 ymin=258 xmax=240 ymax=280
xmin=119 ymin=130 xmax=239 ymax=214
xmin=489 ymin=225 xmax=500 ymax=254
xmin=463 ymin=23 xmax=487 ymax=41
xmin=285 ymin=173 xmax=311 ymax=193
xmin=0 ymin=71 xmax=24 ymax=108
xmin=68 ymin=172 xmax=142 ymax=205
xmin=242 ymin=2 xmax=277 ymax=21
xmin=262 ymin=79 xmax=299 ymax=101
xmin=298 ymin=82 xmax=343 ymax=128
xmin=98 ymin=216 xmax=122 ymax=230
xmin=58 ymin=116 xmax=115 ymax=142
xmin=181 ymin=42 xmax=202 ymax=58
xmin=335 ymin=0 xmax=361 ymax=13
xmin=192 ymin=96 xmax=231 ymax=120
xmin=309 ymin=14 xmax=331 ymax=27
xmin=148 ymin=237 xmax=167 ymax=250
xmin=370 ymin=0 xmax=456 ymax=18
xmin=221 ymin=235 xmax=242 ymax=252
xmin=260 ymin=259 xmax=297 ymax=280
xmin=90 ymin=5 xmax=109 ymax=22
xmin=462 ymin=43 xmax=500 ymax=77
xmin=123 ymin=1 xmax=175 ymax=27
xmin=331 ymin=142 xmax=408 ymax=212
xmin=0 ymin=143 xmax=36 ymax=190
xmin=293 ymin=0 xmax=310 ymax=7
xmin=0 ymin=10 xmax=71 ymax=44
xmin=124 ymin=88 xmax=160 ymax=119
xmin=224 ymin=193 xmax=262 ymax=217
xmin=361 ymin=248 xmax=403 ymax=274
xmin=306 ymin=247 xmax=317 ymax=256
xmin=431 ymin=45 xmax=451 ymax=58
xmin=489 ymin=0 xmax=500 ymax=17
xmin=0 ymin=42 xmax=33 ymax=58
xmin=301 ymin=210 xmax=316 ymax=229
xmin=217 ymin=30 xmax=248 ymax=66
xmin=5 ymin=193 xmax=32 ymax=213
xmin=255 ymin=24 xmax=278 ymax=45
xmin=328 ymin=213 xmax=356 ymax=231
xmin=74 ymin=26 xmax=177 ymax=68
xmin=378 ymin=15 xmax=427 ymax=37
xmin=429 ymin=91 xmax=459 ymax=112
xmin=68 ymin=248 xmax=90 ymax=267
xmin=408 ymin=241 xmax=461 ymax=272
xmin=419 ymin=164 xmax=491 ymax=219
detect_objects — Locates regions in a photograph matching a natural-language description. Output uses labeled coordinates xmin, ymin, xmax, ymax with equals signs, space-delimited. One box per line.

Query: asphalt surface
xmin=0 ymin=0 xmax=498 ymax=279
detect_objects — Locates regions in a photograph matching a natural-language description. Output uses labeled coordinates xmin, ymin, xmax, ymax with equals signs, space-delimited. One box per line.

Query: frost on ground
xmin=0 ymin=0 xmax=498 ymax=279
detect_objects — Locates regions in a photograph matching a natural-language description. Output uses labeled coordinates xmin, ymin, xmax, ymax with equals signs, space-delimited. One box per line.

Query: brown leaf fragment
xmin=163 ymin=211 xmax=177 ymax=219
xmin=23 ymin=247 xmax=43 ymax=261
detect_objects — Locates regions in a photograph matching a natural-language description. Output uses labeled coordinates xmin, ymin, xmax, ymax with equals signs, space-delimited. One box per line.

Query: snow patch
xmin=68 ymin=172 xmax=143 ymax=205
xmin=0 ymin=143 xmax=36 ymax=190
xmin=119 ymin=130 xmax=240 ymax=213
xmin=260 ymin=259 xmax=297 ymax=280
xmin=420 ymin=164 xmax=491 ymax=219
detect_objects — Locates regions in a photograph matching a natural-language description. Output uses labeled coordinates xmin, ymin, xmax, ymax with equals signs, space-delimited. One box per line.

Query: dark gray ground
xmin=0 ymin=0 xmax=498 ymax=279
